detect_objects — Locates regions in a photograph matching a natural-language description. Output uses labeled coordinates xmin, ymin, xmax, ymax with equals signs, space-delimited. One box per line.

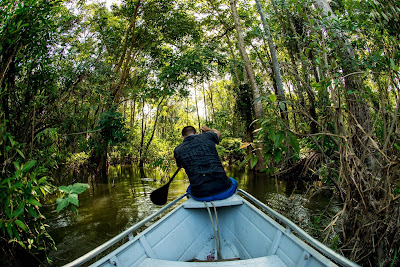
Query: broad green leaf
xmin=288 ymin=132 xmax=300 ymax=154
xmin=59 ymin=185 xmax=71 ymax=193
xmin=27 ymin=206 xmax=38 ymax=218
xmin=11 ymin=182 xmax=24 ymax=190
xmin=274 ymin=150 xmax=282 ymax=163
xmin=38 ymin=177 xmax=47 ymax=184
xmin=27 ymin=198 xmax=42 ymax=207
xmin=268 ymin=128 xmax=276 ymax=142
xmin=67 ymin=194 xmax=79 ymax=206
xmin=1 ymin=178 xmax=10 ymax=186
xmin=16 ymin=149 xmax=25 ymax=158
xmin=250 ymin=155 xmax=258 ymax=169
xmin=12 ymin=206 xmax=24 ymax=219
xmin=238 ymin=155 xmax=251 ymax=169
xmin=274 ymin=132 xmax=284 ymax=149
xmin=56 ymin=198 xmax=69 ymax=213
xmin=269 ymin=94 xmax=277 ymax=102
xmin=8 ymin=135 xmax=15 ymax=147
xmin=13 ymin=162 xmax=21 ymax=171
xmin=22 ymin=160 xmax=36 ymax=172
xmin=69 ymin=183 xmax=89 ymax=194
xmin=14 ymin=220 xmax=28 ymax=232
xmin=6 ymin=223 xmax=13 ymax=238
xmin=265 ymin=153 xmax=272 ymax=163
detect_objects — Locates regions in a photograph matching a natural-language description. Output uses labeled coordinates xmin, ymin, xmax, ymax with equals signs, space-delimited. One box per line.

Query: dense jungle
xmin=1 ymin=0 xmax=399 ymax=266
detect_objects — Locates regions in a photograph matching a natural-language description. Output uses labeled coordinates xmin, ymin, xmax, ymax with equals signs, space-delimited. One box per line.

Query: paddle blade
xmin=150 ymin=183 xmax=170 ymax=205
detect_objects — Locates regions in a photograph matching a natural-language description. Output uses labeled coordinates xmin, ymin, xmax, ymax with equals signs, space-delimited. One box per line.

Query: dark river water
xmin=41 ymin=165 xmax=340 ymax=266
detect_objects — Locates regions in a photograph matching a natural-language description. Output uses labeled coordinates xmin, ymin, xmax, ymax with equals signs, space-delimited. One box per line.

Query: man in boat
xmin=174 ymin=125 xmax=238 ymax=201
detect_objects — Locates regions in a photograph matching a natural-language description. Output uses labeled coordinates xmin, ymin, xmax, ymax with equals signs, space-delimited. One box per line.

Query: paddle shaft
xmin=165 ymin=167 xmax=181 ymax=185
xmin=150 ymin=168 xmax=181 ymax=205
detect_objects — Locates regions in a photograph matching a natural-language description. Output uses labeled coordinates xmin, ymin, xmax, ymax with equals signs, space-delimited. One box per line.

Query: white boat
xmin=65 ymin=189 xmax=359 ymax=267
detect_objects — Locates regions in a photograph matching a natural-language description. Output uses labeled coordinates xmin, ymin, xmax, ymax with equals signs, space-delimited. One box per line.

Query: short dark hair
xmin=182 ymin=126 xmax=196 ymax=137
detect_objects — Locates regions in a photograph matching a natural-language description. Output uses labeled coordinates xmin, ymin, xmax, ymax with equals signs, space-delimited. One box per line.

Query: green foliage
xmin=255 ymin=94 xmax=300 ymax=172
xmin=56 ymin=183 xmax=90 ymax=214
xmin=0 ymin=121 xmax=54 ymax=253
xmin=97 ymin=108 xmax=128 ymax=147
xmin=217 ymin=138 xmax=246 ymax=165
xmin=0 ymin=121 xmax=88 ymax=258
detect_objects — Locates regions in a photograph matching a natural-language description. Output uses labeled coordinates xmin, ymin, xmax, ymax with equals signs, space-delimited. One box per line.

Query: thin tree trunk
xmin=194 ymin=85 xmax=201 ymax=131
xmin=138 ymin=98 xmax=146 ymax=166
xmin=202 ymin=82 xmax=208 ymax=121
xmin=131 ymin=98 xmax=136 ymax=127
xmin=206 ymin=81 xmax=216 ymax=121
xmin=255 ymin=0 xmax=286 ymax=103
xmin=230 ymin=0 xmax=264 ymax=120
xmin=225 ymin=35 xmax=241 ymax=84
xmin=139 ymin=97 xmax=165 ymax=167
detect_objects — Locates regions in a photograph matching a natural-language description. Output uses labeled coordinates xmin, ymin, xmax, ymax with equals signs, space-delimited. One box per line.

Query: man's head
xmin=181 ymin=126 xmax=197 ymax=138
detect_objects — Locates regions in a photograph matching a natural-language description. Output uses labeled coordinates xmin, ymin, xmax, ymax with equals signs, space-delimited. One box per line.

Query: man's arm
xmin=201 ymin=125 xmax=221 ymax=139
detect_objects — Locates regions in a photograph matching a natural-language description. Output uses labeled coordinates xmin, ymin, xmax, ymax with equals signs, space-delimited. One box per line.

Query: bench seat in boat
xmin=138 ymin=255 xmax=286 ymax=266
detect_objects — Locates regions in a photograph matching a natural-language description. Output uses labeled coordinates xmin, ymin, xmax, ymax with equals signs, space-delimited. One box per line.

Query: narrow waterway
xmin=42 ymin=165 xmax=340 ymax=266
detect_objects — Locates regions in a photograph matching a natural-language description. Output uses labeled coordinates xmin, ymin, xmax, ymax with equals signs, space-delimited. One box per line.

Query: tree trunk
xmin=202 ymin=83 xmax=208 ymax=121
xmin=230 ymin=0 xmax=266 ymax=171
xmin=230 ymin=0 xmax=263 ymax=120
xmin=139 ymin=97 xmax=165 ymax=167
xmin=255 ymin=0 xmax=286 ymax=106
xmin=138 ymin=98 xmax=146 ymax=167
xmin=194 ymin=85 xmax=201 ymax=131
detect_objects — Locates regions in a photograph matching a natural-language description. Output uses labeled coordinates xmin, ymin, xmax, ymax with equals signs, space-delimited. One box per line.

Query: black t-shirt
xmin=174 ymin=132 xmax=231 ymax=198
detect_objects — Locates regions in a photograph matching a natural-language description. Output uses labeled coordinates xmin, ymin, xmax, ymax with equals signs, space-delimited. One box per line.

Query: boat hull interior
xmin=92 ymin=195 xmax=337 ymax=267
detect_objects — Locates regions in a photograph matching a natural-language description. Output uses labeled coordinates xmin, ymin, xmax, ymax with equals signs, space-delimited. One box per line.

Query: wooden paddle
xmin=150 ymin=168 xmax=181 ymax=205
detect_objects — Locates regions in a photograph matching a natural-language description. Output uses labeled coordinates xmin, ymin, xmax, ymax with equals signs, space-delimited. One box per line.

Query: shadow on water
xmin=39 ymin=165 xmax=339 ymax=266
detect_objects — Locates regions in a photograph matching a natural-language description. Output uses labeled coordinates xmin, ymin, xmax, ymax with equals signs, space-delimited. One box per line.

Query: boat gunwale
xmin=237 ymin=189 xmax=360 ymax=267
xmin=63 ymin=193 xmax=188 ymax=267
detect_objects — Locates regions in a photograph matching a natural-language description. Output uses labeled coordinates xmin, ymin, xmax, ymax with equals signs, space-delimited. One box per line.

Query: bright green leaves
xmin=239 ymin=153 xmax=259 ymax=170
xmin=249 ymin=153 xmax=259 ymax=169
xmin=254 ymin=117 xmax=300 ymax=173
xmin=56 ymin=198 xmax=70 ymax=213
xmin=56 ymin=183 xmax=89 ymax=214
xmin=59 ymin=183 xmax=90 ymax=195
xmin=27 ymin=198 xmax=42 ymax=207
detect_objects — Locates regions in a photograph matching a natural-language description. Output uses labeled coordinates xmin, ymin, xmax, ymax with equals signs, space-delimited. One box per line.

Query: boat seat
xmin=138 ymin=255 xmax=286 ymax=266
xmin=183 ymin=194 xmax=243 ymax=209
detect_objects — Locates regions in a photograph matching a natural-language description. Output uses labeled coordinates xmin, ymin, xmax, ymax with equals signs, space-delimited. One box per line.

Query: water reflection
xmin=42 ymin=165 xmax=339 ymax=266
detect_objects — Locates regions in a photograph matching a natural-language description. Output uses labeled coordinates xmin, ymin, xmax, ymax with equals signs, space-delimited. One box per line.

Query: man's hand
xmin=201 ymin=125 xmax=212 ymax=132
xmin=201 ymin=125 xmax=221 ymax=139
